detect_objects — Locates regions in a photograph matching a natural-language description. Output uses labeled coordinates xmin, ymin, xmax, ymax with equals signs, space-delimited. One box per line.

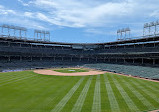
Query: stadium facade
xmin=1 ymin=23 xmax=159 ymax=70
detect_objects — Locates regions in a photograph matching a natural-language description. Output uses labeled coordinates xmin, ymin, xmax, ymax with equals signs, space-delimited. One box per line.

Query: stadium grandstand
xmin=1 ymin=21 xmax=159 ymax=77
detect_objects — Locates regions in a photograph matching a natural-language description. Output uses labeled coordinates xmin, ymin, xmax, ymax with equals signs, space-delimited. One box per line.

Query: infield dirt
xmin=34 ymin=68 xmax=106 ymax=76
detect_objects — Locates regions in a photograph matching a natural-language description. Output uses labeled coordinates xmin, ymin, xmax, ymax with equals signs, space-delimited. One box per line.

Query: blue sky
xmin=0 ymin=0 xmax=159 ymax=43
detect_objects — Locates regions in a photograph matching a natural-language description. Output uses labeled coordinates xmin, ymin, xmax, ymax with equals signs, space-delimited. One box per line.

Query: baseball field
xmin=0 ymin=68 xmax=159 ymax=112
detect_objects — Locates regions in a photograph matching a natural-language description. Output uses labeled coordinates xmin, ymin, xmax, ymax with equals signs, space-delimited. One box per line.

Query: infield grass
xmin=0 ymin=71 xmax=159 ymax=112
xmin=53 ymin=68 xmax=89 ymax=73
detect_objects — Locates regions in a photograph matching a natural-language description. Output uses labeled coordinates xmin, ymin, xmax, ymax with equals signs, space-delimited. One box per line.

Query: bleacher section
xmin=83 ymin=63 xmax=159 ymax=79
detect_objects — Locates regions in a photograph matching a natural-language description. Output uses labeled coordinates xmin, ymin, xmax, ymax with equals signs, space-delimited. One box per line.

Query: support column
xmin=20 ymin=56 xmax=22 ymax=61
xmin=124 ymin=58 xmax=126 ymax=63
xmin=8 ymin=42 xmax=10 ymax=47
xmin=96 ymin=57 xmax=97 ymax=62
xmin=153 ymin=59 xmax=155 ymax=65
xmin=142 ymin=58 xmax=144 ymax=64
xmin=104 ymin=57 xmax=106 ymax=62
xmin=8 ymin=56 xmax=10 ymax=62
xmin=79 ymin=57 xmax=81 ymax=62
xmin=133 ymin=59 xmax=135 ymax=64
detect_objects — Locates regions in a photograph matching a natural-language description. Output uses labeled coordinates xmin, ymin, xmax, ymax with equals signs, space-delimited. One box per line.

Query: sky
xmin=0 ymin=0 xmax=159 ymax=43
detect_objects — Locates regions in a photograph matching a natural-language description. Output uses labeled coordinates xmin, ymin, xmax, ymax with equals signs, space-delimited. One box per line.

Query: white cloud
xmin=2 ymin=0 xmax=159 ymax=36
xmin=17 ymin=0 xmax=33 ymax=6
xmin=0 ymin=5 xmax=16 ymax=15
xmin=24 ymin=12 xmax=34 ymax=18
xmin=14 ymin=0 xmax=159 ymax=29
xmin=30 ymin=0 xmax=135 ymax=28
xmin=150 ymin=10 xmax=159 ymax=18
xmin=0 ymin=5 xmax=47 ymax=30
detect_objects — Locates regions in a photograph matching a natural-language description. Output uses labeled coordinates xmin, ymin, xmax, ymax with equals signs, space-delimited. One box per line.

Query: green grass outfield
xmin=0 ymin=71 xmax=159 ymax=112
xmin=53 ymin=68 xmax=89 ymax=73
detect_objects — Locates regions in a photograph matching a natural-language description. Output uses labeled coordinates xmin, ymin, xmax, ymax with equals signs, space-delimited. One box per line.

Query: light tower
xmin=34 ymin=30 xmax=50 ymax=41
xmin=143 ymin=23 xmax=149 ymax=37
xmin=155 ymin=20 xmax=159 ymax=36
xmin=45 ymin=31 xmax=50 ymax=42
xmin=117 ymin=29 xmax=121 ymax=40
xmin=117 ymin=27 xmax=131 ymax=41
xmin=125 ymin=27 xmax=131 ymax=39
xmin=150 ymin=22 xmax=156 ymax=36
xmin=34 ymin=30 xmax=42 ymax=41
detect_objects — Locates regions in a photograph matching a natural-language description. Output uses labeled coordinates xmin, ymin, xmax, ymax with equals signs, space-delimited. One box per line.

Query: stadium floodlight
xmin=144 ymin=23 xmax=149 ymax=28
xmin=45 ymin=31 xmax=50 ymax=34
xmin=156 ymin=20 xmax=159 ymax=25
xmin=117 ymin=29 xmax=120 ymax=33
xmin=2 ymin=24 xmax=9 ymax=28
xmin=10 ymin=25 xmax=15 ymax=29
xmin=150 ymin=22 xmax=155 ymax=26
xmin=125 ymin=27 xmax=130 ymax=32
xmin=34 ymin=29 xmax=42 ymax=33
xmin=14 ymin=26 xmax=19 ymax=30
xmin=117 ymin=29 xmax=121 ymax=41
xmin=121 ymin=28 xmax=125 ymax=32
xmin=41 ymin=31 xmax=45 ymax=34
xmin=20 ymin=27 xmax=27 ymax=31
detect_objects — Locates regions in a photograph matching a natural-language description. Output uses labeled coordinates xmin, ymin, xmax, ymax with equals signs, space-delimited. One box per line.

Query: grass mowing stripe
xmin=129 ymin=78 xmax=159 ymax=105
xmin=0 ymin=75 xmax=36 ymax=87
xmin=71 ymin=76 xmax=92 ymax=112
xmin=0 ymin=71 xmax=35 ymax=83
xmin=135 ymin=79 xmax=159 ymax=95
xmin=0 ymin=74 xmax=34 ymax=84
xmin=100 ymin=74 xmax=110 ymax=111
xmin=104 ymin=74 xmax=120 ymax=112
xmin=116 ymin=75 xmax=154 ymax=110
xmin=7 ymin=76 xmax=48 ymax=111
xmin=0 ymin=75 xmax=25 ymax=82
xmin=111 ymin=75 xmax=140 ymax=112
xmin=32 ymin=77 xmax=77 ymax=111
xmin=125 ymin=77 xmax=159 ymax=110
xmin=81 ymin=76 xmax=96 ymax=112
xmin=0 ymin=74 xmax=43 ymax=111
xmin=25 ymin=77 xmax=73 ymax=111
xmin=92 ymin=75 xmax=101 ymax=112
xmin=51 ymin=77 xmax=85 ymax=112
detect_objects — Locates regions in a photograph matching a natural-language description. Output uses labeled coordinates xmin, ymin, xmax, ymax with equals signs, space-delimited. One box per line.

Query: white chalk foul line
xmin=92 ymin=75 xmax=101 ymax=112
xmin=104 ymin=74 xmax=120 ymax=112
xmin=71 ymin=76 xmax=92 ymax=112
xmin=51 ymin=77 xmax=85 ymax=112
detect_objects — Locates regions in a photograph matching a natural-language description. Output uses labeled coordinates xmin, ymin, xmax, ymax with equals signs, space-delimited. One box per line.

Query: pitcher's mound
xmin=34 ymin=68 xmax=106 ymax=76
